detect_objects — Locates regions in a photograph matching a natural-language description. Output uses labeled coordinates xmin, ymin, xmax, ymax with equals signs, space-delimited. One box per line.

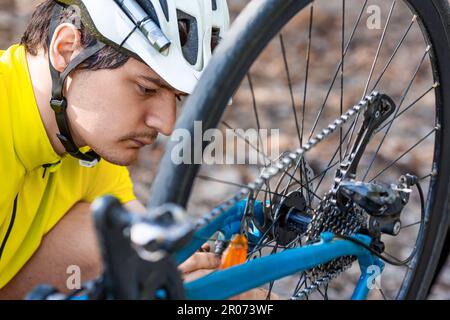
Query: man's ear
xmin=49 ymin=23 xmax=83 ymax=73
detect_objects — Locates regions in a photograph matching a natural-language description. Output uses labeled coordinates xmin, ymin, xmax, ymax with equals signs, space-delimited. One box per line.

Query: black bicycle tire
xmin=148 ymin=0 xmax=450 ymax=300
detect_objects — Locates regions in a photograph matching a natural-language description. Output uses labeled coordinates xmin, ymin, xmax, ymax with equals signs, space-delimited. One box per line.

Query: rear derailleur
xmin=337 ymin=174 xmax=418 ymax=253
xmin=330 ymin=92 xmax=418 ymax=252
xmin=268 ymin=92 xmax=420 ymax=253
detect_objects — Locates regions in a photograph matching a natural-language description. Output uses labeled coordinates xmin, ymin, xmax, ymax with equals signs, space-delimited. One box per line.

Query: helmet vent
xmin=177 ymin=10 xmax=199 ymax=66
xmin=211 ymin=27 xmax=221 ymax=52
xmin=212 ymin=0 xmax=217 ymax=11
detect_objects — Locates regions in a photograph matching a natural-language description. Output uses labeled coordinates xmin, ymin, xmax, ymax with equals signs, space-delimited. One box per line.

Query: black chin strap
xmin=48 ymin=3 xmax=105 ymax=165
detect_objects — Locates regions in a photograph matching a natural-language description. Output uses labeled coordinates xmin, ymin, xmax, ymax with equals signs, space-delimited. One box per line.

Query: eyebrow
xmin=137 ymin=75 xmax=188 ymax=96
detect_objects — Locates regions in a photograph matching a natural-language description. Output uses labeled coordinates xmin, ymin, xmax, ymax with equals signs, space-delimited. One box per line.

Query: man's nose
xmin=145 ymin=94 xmax=177 ymax=136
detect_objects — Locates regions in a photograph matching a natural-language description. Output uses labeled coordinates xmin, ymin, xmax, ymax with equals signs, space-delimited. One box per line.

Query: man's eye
xmin=137 ymin=84 xmax=157 ymax=96
xmin=176 ymin=95 xmax=189 ymax=105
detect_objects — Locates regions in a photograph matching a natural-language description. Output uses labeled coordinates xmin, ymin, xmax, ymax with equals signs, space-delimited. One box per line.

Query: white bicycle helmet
xmin=48 ymin=0 xmax=230 ymax=163
xmin=55 ymin=0 xmax=230 ymax=93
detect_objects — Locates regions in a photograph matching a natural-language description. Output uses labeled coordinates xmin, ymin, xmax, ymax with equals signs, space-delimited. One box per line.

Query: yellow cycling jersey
xmin=0 ymin=44 xmax=136 ymax=288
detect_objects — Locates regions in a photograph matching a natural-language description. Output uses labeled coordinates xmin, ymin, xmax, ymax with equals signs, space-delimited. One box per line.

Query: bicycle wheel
xmin=148 ymin=0 xmax=450 ymax=299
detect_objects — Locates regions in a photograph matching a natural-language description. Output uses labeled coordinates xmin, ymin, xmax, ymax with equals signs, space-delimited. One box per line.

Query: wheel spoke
xmin=301 ymin=4 xmax=314 ymax=146
xmin=379 ymin=288 xmax=388 ymax=300
xmin=247 ymin=222 xmax=280 ymax=257
xmin=221 ymin=120 xmax=271 ymax=165
xmin=401 ymin=220 xmax=421 ymax=230
xmin=197 ymin=174 xmax=298 ymax=199
xmin=420 ymin=173 xmax=433 ymax=181
xmin=293 ymin=274 xmax=308 ymax=297
xmin=308 ymin=0 xmax=369 ymax=139
xmin=265 ymin=243 xmax=279 ymax=299
xmin=284 ymin=158 xmax=341 ymax=195
xmin=281 ymin=157 xmax=303 ymax=196
xmin=317 ymin=286 xmax=329 ymax=300
xmin=375 ymin=84 xmax=437 ymax=134
xmin=279 ymin=34 xmax=303 ymax=148
xmin=363 ymin=48 xmax=430 ymax=181
xmin=314 ymin=126 xmax=355 ymax=193
xmin=371 ymin=15 xmax=417 ymax=91
xmin=368 ymin=128 xmax=436 ymax=182
xmin=364 ymin=0 xmax=397 ymax=96
xmin=339 ymin=0 xmax=346 ymax=162
xmin=282 ymin=157 xmax=341 ymax=196
xmin=344 ymin=0 xmax=397 ymax=157
xmin=221 ymin=121 xmax=322 ymax=200
xmin=247 ymin=73 xmax=270 ymax=166
xmin=298 ymin=5 xmax=316 ymax=205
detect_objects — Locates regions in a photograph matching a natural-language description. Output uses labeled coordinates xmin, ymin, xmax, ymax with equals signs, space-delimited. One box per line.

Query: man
xmin=0 ymin=0 xmax=230 ymax=299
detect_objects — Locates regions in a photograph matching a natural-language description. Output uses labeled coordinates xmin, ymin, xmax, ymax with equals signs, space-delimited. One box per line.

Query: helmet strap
xmin=48 ymin=3 xmax=105 ymax=165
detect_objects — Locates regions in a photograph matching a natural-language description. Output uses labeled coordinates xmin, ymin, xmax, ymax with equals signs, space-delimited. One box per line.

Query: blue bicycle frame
xmin=73 ymin=200 xmax=383 ymax=300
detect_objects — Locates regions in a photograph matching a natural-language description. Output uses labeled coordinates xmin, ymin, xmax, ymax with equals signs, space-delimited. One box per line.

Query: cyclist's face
xmin=65 ymin=58 xmax=185 ymax=166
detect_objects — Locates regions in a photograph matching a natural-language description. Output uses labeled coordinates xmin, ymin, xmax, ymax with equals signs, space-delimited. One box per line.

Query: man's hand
xmin=126 ymin=203 xmax=279 ymax=300
xmin=178 ymin=243 xmax=279 ymax=300
xmin=178 ymin=244 xmax=221 ymax=282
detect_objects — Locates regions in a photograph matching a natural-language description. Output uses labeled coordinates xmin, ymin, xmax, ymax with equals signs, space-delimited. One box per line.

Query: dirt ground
xmin=1 ymin=0 xmax=449 ymax=299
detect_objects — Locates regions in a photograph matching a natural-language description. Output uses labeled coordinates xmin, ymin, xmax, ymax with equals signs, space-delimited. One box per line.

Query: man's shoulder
xmin=0 ymin=45 xmax=29 ymax=117
xmin=0 ymin=48 xmax=7 ymax=69
xmin=0 ymin=45 xmax=22 ymax=75
xmin=0 ymin=50 xmax=5 ymax=75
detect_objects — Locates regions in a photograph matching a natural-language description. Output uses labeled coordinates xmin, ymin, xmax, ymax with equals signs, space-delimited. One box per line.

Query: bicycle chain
xmin=291 ymin=262 xmax=353 ymax=300
xmin=195 ymin=91 xmax=380 ymax=298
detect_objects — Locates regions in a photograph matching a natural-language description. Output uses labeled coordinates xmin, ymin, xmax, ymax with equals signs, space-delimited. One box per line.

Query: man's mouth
xmin=129 ymin=136 xmax=157 ymax=148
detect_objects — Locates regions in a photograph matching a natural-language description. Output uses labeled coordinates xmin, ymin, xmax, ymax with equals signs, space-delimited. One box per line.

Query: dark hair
xmin=21 ymin=0 xmax=131 ymax=70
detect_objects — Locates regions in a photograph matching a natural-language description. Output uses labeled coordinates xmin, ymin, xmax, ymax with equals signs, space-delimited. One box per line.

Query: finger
xmin=199 ymin=243 xmax=211 ymax=252
xmin=178 ymin=252 xmax=220 ymax=274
